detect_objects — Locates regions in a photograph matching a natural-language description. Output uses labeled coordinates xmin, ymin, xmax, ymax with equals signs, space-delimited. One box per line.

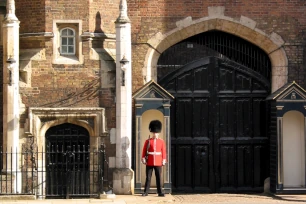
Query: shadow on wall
xmin=122 ymin=136 xmax=130 ymax=168
xmin=39 ymin=77 xmax=100 ymax=107
xmin=93 ymin=11 xmax=116 ymax=116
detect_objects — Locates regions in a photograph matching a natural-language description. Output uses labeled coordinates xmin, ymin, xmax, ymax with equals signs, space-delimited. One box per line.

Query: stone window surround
xmin=52 ymin=20 xmax=84 ymax=65
xmin=143 ymin=12 xmax=288 ymax=93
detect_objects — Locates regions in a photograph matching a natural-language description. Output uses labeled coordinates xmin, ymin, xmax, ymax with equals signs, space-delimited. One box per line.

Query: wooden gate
xmin=159 ymin=57 xmax=270 ymax=193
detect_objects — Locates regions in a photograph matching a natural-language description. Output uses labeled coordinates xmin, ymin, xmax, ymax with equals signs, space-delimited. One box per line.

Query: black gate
xmin=46 ymin=123 xmax=92 ymax=198
xmin=159 ymin=57 xmax=270 ymax=193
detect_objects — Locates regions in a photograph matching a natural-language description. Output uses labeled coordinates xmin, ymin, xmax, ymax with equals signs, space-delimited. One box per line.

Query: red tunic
xmin=142 ymin=138 xmax=166 ymax=166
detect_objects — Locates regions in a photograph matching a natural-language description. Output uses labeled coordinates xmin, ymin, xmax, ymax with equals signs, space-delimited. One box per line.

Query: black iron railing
xmin=0 ymin=144 xmax=108 ymax=199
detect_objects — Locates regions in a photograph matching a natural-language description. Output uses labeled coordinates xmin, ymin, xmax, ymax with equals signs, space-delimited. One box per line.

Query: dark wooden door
xmin=159 ymin=57 xmax=270 ymax=193
xmin=45 ymin=123 xmax=90 ymax=198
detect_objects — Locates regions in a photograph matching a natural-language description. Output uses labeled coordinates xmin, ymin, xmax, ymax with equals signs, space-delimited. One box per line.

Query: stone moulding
xmin=144 ymin=11 xmax=288 ymax=93
xmin=27 ymin=107 xmax=107 ymax=148
xmin=19 ymin=32 xmax=54 ymax=40
xmin=23 ymin=107 xmax=107 ymax=197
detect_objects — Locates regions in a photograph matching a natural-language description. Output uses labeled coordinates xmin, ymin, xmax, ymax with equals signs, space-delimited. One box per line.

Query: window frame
xmin=60 ymin=28 xmax=76 ymax=56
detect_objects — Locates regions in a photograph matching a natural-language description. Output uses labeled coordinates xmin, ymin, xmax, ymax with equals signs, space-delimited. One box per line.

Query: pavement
xmin=0 ymin=193 xmax=306 ymax=204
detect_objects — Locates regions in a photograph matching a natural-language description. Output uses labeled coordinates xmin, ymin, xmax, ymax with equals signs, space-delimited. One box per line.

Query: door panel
xmin=252 ymin=99 xmax=267 ymax=137
xmin=236 ymin=98 xmax=251 ymax=137
xmin=237 ymin=145 xmax=252 ymax=187
xmin=194 ymin=145 xmax=210 ymax=189
xmin=193 ymin=98 xmax=209 ymax=137
xmin=178 ymin=72 xmax=193 ymax=91
xmin=219 ymin=68 xmax=234 ymax=91
xmin=254 ymin=145 xmax=267 ymax=187
xmin=194 ymin=66 xmax=210 ymax=91
xmin=219 ymin=98 xmax=235 ymax=137
xmin=177 ymin=145 xmax=193 ymax=189
xmin=219 ymin=145 xmax=235 ymax=189
xmin=160 ymin=57 xmax=270 ymax=193
xmin=176 ymin=98 xmax=193 ymax=138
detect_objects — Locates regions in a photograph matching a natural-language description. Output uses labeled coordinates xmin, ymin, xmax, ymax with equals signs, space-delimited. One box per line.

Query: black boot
xmin=158 ymin=193 xmax=165 ymax=197
xmin=142 ymin=192 xmax=148 ymax=196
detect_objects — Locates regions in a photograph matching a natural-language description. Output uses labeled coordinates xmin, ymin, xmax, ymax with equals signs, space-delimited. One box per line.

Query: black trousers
xmin=144 ymin=165 xmax=162 ymax=194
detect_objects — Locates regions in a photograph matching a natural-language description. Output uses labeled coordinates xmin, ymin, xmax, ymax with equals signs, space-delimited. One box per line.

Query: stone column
xmin=277 ymin=117 xmax=283 ymax=190
xmin=113 ymin=0 xmax=134 ymax=195
xmin=2 ymin=0 xmax=20 ymax=193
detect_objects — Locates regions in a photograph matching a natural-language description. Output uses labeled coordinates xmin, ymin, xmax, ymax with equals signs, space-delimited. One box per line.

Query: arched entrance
xmin=158 ymin=31 xmax=271 ymax=193
xmin=45 ymin=123 xmax=90 ymax=198
xmin=143 ymin=16 xmax=287 ymax=92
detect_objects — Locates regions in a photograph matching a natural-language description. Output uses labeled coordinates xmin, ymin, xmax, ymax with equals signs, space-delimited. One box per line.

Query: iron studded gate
xmin=45 ymin=123 xmax=104 ymax=198
xmin=159 ymin=57 xmax=270 ymax=193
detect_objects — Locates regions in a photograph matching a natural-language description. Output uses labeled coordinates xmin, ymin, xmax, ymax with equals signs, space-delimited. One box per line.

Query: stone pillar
xmin=2 ymin=0 xmax=20 ymax=193
xmin=113 ymin=0 xmax=134 ymax=195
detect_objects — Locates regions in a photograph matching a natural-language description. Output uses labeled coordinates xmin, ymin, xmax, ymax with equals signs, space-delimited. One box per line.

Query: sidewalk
xmin=115 ymin=194 xmax=174 ymax=204
xmin=0 ymin=193 xmax=306 ymax=204
xmin=170 ymin=193 xmax=306 ymax=203
xmin=0 ymin=194 xmax=175 ymax=204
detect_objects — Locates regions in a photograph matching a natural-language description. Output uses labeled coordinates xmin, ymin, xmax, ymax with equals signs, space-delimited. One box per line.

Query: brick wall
xmin=3 ymin=0 xmax=306 ymax=191
xmin=89 ymin=0 xmax=120 ymax=34
xmin=16 ymin=0 xmax=45 ymax=33
xmin=14 ymin=0 xmax=119 ymax=188
xmin=16 ymin=0 xmax=117 ymax=125
xmin=16 ymin=0 xmax=120 ymax=34
xmin=11 ymin=1 xmax=306 ymax=126
xmin=128 ymin=0 xmax=306 ymax=90
xmin=16 ymin=0 xmax=305 ymax=129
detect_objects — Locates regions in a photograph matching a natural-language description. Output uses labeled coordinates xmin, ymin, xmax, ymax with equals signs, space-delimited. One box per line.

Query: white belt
xmin=148 ymin=152 xmax=161 ymax=155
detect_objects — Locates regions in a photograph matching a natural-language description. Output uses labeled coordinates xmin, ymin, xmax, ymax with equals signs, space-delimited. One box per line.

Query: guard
xmin=141 ymin=120 xmax=166 ymax=196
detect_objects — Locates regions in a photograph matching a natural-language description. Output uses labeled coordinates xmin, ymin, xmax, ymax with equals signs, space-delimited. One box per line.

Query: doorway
xmin=159 ymin=57 xmax=270 ymax=192
xmin=45 ymin=123 xmax=90 ymax=198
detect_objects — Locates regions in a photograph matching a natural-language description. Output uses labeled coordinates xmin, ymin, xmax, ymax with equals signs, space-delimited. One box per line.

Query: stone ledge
xmin=100 ymin=193 xmax=116 ymax=199
xmin=0 ymin=195 xmax=35 ymax=200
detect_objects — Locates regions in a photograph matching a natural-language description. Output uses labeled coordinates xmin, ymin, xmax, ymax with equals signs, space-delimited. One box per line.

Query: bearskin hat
xmin=149 ymin=120 xmax=162 ymax=133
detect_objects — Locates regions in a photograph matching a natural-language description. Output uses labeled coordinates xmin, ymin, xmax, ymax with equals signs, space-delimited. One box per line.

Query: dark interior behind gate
xmin=45 ymin=123 xmax=90 ymax=198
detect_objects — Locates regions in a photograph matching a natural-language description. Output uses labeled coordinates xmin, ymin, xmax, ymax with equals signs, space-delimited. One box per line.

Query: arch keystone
xmin=208 ymin=6 xmax=225 ymax=17
xmin=147 ymin=32 xmax=164 ymax=48
xmin=176 ymin=16 xmax=193 ymax=29
xmin=270 ymin=32 xmax=285 ymax=47
xmin=240 ymin=16 xmax=257 ymax=29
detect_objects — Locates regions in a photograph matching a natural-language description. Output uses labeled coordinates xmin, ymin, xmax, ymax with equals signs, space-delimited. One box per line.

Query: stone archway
xmin=25 ymin=107 xmax=107 ymax=197
xmin=143 ymin=7 xmax=287 ymax=92
xmin=27 ymin=107 xmax=107 ymax=149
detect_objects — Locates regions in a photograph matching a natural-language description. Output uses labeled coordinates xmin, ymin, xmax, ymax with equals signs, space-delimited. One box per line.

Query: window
xmin=52 ymin=20 xmax=83 ymax=64
xmin=60 ymin=28 xmax=75 ymax=55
